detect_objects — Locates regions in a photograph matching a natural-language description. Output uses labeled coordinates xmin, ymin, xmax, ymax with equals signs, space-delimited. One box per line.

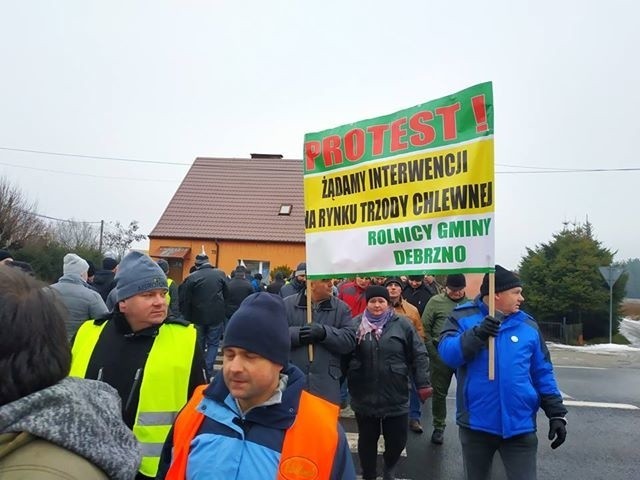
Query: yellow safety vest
xmin=70 ymin=320 xmax=197 ymax=477
xmin=166 ymin=278 xmax=174 ymax=306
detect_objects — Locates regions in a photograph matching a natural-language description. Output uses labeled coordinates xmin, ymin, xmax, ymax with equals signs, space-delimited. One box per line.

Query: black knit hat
xmin=102 ymin=257 xmax=118 ymax=271
xmin=446 ymin=274 xmax=466 ymax=290
xmin=365 ymin=285 xmax=390 ymax=302
xmin=384 ymin=276 xmax=403 ymax=288
xmin=0 ymin=250 xmax=12 ymax=262
xmin=480 ymin=265 xmax=522 ymax=297
xmin=223 ymin=292 xmax=289 ymax=367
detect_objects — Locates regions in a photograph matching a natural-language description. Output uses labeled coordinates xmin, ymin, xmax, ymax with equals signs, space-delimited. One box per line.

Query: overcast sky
xmin=1 ymin=0 xmax=638 ymax=270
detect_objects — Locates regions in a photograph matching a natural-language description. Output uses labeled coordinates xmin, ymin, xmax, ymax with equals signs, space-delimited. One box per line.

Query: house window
xmin=278 ymin=204 xmax=292 ymax=215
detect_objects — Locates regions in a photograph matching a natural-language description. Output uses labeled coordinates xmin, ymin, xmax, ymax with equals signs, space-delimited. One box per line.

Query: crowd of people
xmin=0 ymin=248 xmax=567 ymax=480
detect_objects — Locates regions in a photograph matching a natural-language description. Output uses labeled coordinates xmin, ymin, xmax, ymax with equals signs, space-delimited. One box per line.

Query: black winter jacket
xmin=179 ymin=264 xmax=229 ymax=326
xmin=346 ymin=313 xmax=430 ymax=417
xmin=285 ymin=293 xmax=356 ymax=405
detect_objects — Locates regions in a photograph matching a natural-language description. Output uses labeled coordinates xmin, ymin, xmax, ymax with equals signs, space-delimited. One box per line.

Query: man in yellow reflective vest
xmin=70 ymin=251 xmax=207 ymax=480
xmin=156 ymin=292 xmax=356 ymax=480
xmin=156 ymin=258 xmax=180 ymax=316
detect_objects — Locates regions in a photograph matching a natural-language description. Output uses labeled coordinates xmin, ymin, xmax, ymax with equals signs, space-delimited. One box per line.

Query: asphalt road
xmin=341 ymin=344 xmax=640 ymax=479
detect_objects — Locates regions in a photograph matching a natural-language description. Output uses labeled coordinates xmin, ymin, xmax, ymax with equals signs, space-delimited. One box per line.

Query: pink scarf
xmin=357 ymin=307 xmax=394 ymax=343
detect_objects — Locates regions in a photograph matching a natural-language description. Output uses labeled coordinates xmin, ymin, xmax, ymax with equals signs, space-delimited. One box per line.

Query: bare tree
xmin=0 ymin=177 xmax=48 ymax=249
xmin=103 ymin=220 xmax=146 ymax=260
xmin=50 ymin=219 xmax=100 ymax=251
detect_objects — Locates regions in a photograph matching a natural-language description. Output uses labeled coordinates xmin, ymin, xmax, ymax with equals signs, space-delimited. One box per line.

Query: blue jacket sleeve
xmin=530 ymin=328 xmax=568 ymax=419
xmin=438 ymin=314 xmax=486 ymax=369
xmin=330 ymin=423 xmax=356 ymax=480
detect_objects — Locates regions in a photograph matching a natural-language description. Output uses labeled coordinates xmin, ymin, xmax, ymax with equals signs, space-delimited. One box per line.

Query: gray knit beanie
xmin=63 ymin=253 xmax=89 ymax=276
xmin=115 ymin=251 xmax=168 ymax=302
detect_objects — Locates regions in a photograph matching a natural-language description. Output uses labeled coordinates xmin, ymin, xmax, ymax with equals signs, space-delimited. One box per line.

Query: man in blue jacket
xmin=438 ymin=265 xmax=567 ymax=480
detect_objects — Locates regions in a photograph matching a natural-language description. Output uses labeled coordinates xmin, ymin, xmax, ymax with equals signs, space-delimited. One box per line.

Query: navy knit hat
xmin=102 ymin=257 xmax=118 ymax=271
xmin=223 ymin=292 xmax=289 ymax=367
xmin=365 ymin=285 xmax=390 ymax=302
xmin=480 ymin=265 xmax=522 ymax=297
xmin=0 ymin=250 xmax=12 ymax=262
xmin=115 ymin=251 xmax=168 ymax=302
xmin=294 ymin=262 xmax=306 ymax=276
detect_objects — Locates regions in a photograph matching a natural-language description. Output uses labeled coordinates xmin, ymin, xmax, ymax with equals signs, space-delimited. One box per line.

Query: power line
xmin=17 ymin=207 xmax=103 ymax=224
xmin=0 ymin=161 xmax=176 ymax=183
xmin=31 ymin=211 xmax=103 ymax=224
xmin=1 ymin=148 xmax=638 ymax=180
xmin=0 ymin=146 xmax=191 ymax=166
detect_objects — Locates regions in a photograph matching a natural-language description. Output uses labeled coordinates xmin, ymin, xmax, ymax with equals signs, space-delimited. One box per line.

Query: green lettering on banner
xmin=392 ymin=246 xmax=467 ymax=265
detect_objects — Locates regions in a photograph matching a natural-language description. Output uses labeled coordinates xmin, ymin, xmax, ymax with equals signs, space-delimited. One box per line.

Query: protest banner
xmin=303 ymin=82 xmax=495 ymax=279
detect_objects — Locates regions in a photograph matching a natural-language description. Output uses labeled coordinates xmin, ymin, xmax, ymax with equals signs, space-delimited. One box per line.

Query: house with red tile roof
xmin=149 ymin=154 xmax=305 ymax=281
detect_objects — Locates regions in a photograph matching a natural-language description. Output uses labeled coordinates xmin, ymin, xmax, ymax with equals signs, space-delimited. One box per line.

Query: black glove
xmin=299 ymin=324 xmax=327 ymax=344
xmin=548 ymin=418 xmax=567 ymax=449
xmin=475 ymin=315 xmax=501 ymax=340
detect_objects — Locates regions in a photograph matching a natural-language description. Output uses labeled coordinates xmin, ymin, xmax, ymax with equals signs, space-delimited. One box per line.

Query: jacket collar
xmin=204 ymin=363 xmax=306 ymax=430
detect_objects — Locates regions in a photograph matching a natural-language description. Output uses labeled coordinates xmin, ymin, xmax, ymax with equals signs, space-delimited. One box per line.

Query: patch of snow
xmin=619 ymin=318 xmax=640 ymax=347
xmin=548 ymin=342 xmax=640 ymax=353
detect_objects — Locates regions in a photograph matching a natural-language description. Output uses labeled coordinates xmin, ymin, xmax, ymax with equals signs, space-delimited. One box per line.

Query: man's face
xmin=119 ymin=289 xmax=168 ymax=331
xmin=407 ymin=278 xmax=422 ymax=289
xmin=0 ymin=258 xmax=13 ymax=266
xmin=296 ymin=274 xmax=306 ymax=284
xmin=355 ymin=276 xmax=371 ymax=289
xmin=386 ymin=282 xmax=402 ymax=303
xmin=223 ymin=347 xmax=282 ymax=411
xmin=371 ymin=276 xmax=386 ymax=286
xmin=424 ymin=275 xmax=435 ymax=284
xmin=495 ymin=287 xmax=524 ymax=315
xmin=446 ymin=287 xmax=466 ymax=301
xmin=310 ymin=279 xmax=333 ymax=302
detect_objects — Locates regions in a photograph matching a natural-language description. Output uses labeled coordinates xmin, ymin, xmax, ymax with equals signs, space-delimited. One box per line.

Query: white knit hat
xmin=63 ymin=253 xmax=89 ymax=276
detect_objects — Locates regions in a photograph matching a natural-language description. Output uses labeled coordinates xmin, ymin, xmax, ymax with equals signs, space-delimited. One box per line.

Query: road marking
xmin=560 ymin=390 xmax=574 ymax=400
xmin=555 ymin=365 xmax=607 ymax=370
xmin=346 ymin=432 xmax=407 ymax=457
xmin=564 ymin=400 xmax=639 ymax=410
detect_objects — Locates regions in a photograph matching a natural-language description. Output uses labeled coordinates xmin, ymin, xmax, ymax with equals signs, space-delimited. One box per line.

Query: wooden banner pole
xmin=488 ymin=273 xmax=496 ymax=381
xmin=306 ymin=285 xmax=314 ymax=363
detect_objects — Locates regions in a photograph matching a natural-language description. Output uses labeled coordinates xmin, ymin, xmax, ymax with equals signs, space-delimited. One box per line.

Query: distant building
xmin=149 ymin=154 xmax=305 ymax=281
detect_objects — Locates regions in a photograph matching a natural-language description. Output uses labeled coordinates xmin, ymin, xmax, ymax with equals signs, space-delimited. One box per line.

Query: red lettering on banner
xmin=305 ymin=141 xmax=321 ymax=171
xmin=344 ymin=128 xmax=366 ymax=162
xmin=471 ymin=95 xmax=489 ymax=132
xmin=366 ymin=124 xmax=389 ymax=156
xmin=390 ymin=118 xmax=409 ymax=152
xmin=435 ymin=103 xmax=461 ymax=140
xmin=409 ymin=111 xmax=436 ymax=147
xmin=322 ymin=135 xmax=343 ymax=167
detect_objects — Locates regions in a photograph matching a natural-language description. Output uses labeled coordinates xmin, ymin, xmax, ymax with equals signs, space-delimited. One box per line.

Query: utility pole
xmin=99 ymin=220 xmax=104 ymax=253
xmin=598 ymin=266 xmax=624 ymax=344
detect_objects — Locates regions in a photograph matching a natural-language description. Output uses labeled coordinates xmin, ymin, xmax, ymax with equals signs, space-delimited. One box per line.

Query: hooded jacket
xmin=438 ymin=297 xmax=567 ymax=438
xmin=346 ymin=312 xmax=430 ymax=417
xmin=156 ymin=364 xmax=355 ymax=480
xmin=0 ymin=377 xmax=140 ymax=480
xmin=50 ymin=274 xmax=109 ymax=338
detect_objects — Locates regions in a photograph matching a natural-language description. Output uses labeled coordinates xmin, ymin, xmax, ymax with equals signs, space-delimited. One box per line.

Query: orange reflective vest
xmin=166 ymin=386 xmax=340 ymax=480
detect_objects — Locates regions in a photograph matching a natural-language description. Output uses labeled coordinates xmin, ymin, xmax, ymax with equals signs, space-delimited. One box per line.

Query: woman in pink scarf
xmin=346 ymin=285 xmax=432 ymax=480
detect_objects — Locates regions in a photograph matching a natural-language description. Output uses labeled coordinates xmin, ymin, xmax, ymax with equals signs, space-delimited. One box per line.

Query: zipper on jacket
xmin=124 ymin=368 xmax=142 ymax=414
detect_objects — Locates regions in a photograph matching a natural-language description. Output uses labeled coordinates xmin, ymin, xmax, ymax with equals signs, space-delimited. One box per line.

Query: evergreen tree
xmin=519 ymin=221 xmax=627 ymax=339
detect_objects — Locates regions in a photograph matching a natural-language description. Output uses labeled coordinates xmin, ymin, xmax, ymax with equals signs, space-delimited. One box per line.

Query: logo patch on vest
xmin=279 ymin=456 xmax=319 ymax=480
xmin=511 ymin=335 xmax=519 ymax=343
